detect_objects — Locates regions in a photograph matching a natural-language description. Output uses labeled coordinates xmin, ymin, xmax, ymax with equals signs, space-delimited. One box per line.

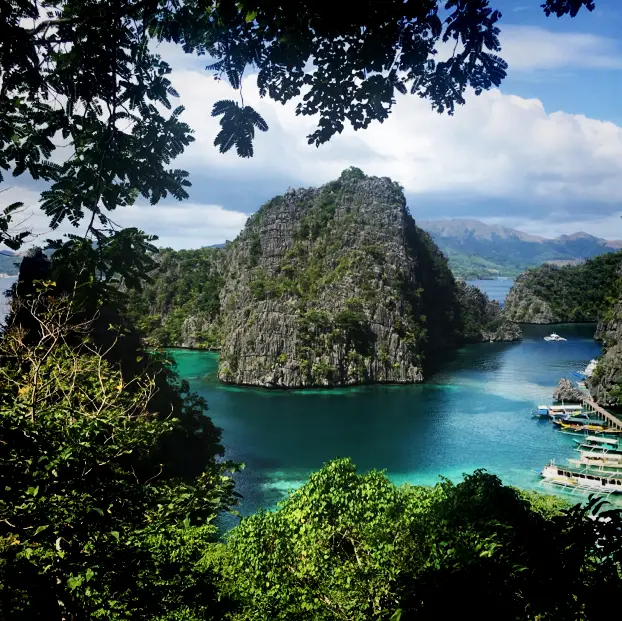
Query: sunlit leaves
xmin=219 ymin=459 xmax=622 ymax=621
xmin=0 ymin=286 xmax=237 ymax=618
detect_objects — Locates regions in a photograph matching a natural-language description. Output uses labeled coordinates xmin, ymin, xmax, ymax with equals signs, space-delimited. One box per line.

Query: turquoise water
xmin=172 ymin=323 xmax=607 ymax=516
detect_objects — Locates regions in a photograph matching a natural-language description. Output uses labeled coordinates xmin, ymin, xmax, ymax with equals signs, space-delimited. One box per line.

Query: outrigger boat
xmin=574 ymin=435 xmax=620 ymax=448
xmin=553 ymin=419 xmax=607 ymax=433
xmin=575 ymin=436 xmax=622 ymax=456
xmin=540 ymin=461 xmax=622 ymax=495
xmin=536 ymin=404 xmax=584 ymax=418
xmin=567 ymin=457 xmax=622 ymax=475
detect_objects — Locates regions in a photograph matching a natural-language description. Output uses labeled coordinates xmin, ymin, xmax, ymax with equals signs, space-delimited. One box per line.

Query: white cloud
xmin=481 ymin=212 xmax=622 ymax=241
xmin=4 ymin=25 xmax=622 ymax=251
xmin=111 ymin=203 xmax=248 ymax=249
xmin=499 ymin=25 xmax=622 ymax=72
xmin=0 ymin=185 xmax=248 ymax=251
xmin=169 ymin=68 xmax=622 ymax=208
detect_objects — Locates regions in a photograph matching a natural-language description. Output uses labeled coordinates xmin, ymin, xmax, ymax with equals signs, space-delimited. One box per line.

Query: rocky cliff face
xmin=215 ymin=169 xmax=520 ymax=388
xmin=503 ymin=276 xmax=560 ymax=324
xmin=553 ymin=378 xmax=583 ymax=403
xmin=588 ymin=266 xmax=622 ymax=407
xmin=503 ymin=272 xmax=562 ymax=324
xmin=456 ymin=281 xmax=522 ymax=343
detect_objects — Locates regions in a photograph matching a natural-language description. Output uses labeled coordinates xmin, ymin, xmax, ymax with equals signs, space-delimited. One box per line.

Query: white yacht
xmin=544 ymin=333 xmax=567 ymax=342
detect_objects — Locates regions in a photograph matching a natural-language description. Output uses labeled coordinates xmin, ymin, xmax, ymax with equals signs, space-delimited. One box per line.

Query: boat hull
xmin=541 ymin=464 xmax=622 ymax=494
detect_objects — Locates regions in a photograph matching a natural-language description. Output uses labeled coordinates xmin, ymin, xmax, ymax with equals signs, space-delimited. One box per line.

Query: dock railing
xmin=576 ymin=384 xmax=622 ymax=430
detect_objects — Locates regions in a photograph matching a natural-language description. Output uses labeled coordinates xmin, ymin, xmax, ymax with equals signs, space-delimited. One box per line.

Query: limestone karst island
xmin=2 ymin=1 xmax=622 ymax=619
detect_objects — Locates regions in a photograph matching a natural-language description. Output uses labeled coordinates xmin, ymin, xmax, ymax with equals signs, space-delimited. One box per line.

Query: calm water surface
xmin=172 ymin=323 xmax=606 ymax=516
xmin=467 ymin=278 xmax=514 ymax=306
xmin=2 ymin=272 xmax=605 ymax=511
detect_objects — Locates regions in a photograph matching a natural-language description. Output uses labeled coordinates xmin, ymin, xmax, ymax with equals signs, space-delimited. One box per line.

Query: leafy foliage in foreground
xmin=217 ymin=459 xmax=621 ymax=621
xmin=0 ymin=0 xmax=594 ymax=253
xmin=0 ymin=283 xmax=238 ymax=620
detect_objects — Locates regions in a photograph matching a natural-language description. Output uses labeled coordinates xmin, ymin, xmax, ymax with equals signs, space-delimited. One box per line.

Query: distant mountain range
xmin=3 ymin=219 xmax=618 ymax=282
xmin=418 ymin=218 xmax=622 ymax=280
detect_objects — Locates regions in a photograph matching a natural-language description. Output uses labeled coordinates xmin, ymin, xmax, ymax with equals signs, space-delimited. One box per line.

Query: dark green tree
xmin=0 ymin=285 xmax=238 ymax=620
xmin=216 ymin=459 xmax=622 ymax=621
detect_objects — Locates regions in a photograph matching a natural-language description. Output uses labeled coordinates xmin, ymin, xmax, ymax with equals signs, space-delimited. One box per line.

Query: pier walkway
xmin=577 ymin=383 xmax=622 ymax=430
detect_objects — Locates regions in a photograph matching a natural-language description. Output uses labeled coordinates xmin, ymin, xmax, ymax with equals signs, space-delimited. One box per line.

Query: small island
xmin=129 ymin=169 xmax=521 ymax=388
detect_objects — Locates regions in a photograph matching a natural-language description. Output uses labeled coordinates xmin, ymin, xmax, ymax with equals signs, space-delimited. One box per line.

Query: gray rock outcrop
xmin=588 ymin=280 xmax=622 ymax=406
xmin=553 ymin=378 xmax=583 ymax=403
xmin=216 ymin=169 xmax=520 ymax=388
xmin=456 ymin=281 xmax=522 ymax=343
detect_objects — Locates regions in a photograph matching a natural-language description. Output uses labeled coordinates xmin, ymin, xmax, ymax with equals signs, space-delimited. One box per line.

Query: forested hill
xmin=129 ymin=169 xmax=521 ymax=387
xmin=127 ymin=247 xmax=224 ymax=349
xmin=419 ymin=218 xmax=622 ymax=279
xmin=503 ymin=251 xmax=622 ymax=324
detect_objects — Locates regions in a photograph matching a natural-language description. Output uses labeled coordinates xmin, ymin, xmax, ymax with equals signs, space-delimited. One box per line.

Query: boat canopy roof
xmin=584 ymin=435 xmax=618 ymax=445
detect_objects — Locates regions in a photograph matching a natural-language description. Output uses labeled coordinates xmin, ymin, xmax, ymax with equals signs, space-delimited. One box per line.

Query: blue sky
xmin=500 ymin=0 xmax=622 ymax=124
xmin=3 ymin=1 xmax=622 ymax=248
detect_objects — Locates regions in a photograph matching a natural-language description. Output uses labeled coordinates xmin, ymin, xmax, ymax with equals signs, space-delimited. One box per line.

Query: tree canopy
xmin=0 ymin=283 xmax=238 ymax=619
xmin=0 ymin=0 xmax=595 ymax=257
xmin=216 ymin=458 xmax=621 ymax=621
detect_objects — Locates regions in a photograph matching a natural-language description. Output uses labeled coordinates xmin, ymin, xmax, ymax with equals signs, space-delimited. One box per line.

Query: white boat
xmin=568 ymin=457 xmax=622 ymax=474
xmin=536 ymin=404 xmax=583 ymax=417
xmin=581 ymin=359 xmax=598 ymax=378
xmin=575 ymin=435 xmax=619 ymax=447
xmin=579 ymin=449 xmax=622 ymax=461
xmin=576 ymin=436 xmax=622 ymax=457
xmin=544 ymin=333 xmax=567 ymax=342
xmin=541 ymin=462 xmax=622 ymax=494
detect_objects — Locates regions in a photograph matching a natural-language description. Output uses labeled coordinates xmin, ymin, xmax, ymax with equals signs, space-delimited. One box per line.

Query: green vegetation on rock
xmin=127 ymin=247 xmax=225 ymax=349
xmin=129 ymin=171 xmax=521 ymax=387
xmin=504 ymin=251 xmax=622 ymax=324
xmin=212 ymin=170 xmax=520 ymax=387
xmin=589 ymin=265 xmax=622 ymax=408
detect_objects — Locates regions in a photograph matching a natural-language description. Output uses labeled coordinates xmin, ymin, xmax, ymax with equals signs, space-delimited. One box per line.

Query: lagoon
xmin=172 ymin=322 xmax=604 ymax=516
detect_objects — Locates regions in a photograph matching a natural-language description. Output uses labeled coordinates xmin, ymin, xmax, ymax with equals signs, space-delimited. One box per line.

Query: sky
xmin=3 ymin=0 xmax=622 ymax=249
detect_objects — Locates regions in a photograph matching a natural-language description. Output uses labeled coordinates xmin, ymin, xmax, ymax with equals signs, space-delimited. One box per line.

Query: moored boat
xmin=575 ymin=436 xmax=622 ymax=456
xmin=553 ymin=419 xmax=607 ymax=433
xmin=574 ymin=435 xmax=619 ymax=448
xmin=567 ymin=457 xmax=622 ymax=475
xmin=544 ymin=333 xmax=567 ymax=342
xmin=537 ymin=404 xmax=584 ymax=417
xmin=540 ymin=462 xmax=622 ymax=494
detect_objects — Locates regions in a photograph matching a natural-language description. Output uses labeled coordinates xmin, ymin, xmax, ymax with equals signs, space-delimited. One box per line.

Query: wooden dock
xmin=577 ymin=384 xmax=622 ymax=430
